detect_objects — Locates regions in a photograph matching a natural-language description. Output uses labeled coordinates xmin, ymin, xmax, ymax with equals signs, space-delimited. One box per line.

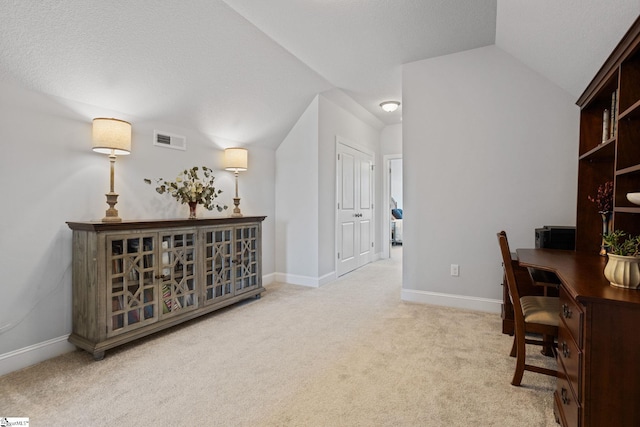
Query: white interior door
xmin=337 ymin=143 xmax=373 ymax=277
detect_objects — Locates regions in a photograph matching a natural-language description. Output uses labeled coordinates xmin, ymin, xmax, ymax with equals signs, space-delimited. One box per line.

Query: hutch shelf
xmin=67 ymin=216 xmax=265 ymax=360
xmin=576 ymin=16 xmax=640 ymax=252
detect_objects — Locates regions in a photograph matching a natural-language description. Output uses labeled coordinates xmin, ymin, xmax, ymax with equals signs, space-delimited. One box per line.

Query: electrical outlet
xmin=450 ymin=264 xmax=459 ymax=277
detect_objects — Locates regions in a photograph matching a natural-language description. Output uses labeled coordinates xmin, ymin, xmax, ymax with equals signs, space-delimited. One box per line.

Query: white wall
xmin=0 ymin=76 xmax=276 ymax=374
xmin=318 ymin=95 xmax=382 ymax=276
xmin=381 ymin=124 xmax=402 ymax=156
xmin=275 ymin=97 xmax=319 ymax=282
xmin=401 ymin=45 xmax=579 ymax=312
xmin=275 ymin=93 xmax=382 ymax=285
xmin=496 ymin=0 xmax=640 ymax=99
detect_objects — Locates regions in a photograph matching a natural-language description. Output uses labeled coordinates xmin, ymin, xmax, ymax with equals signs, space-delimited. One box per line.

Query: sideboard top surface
xmin=67 ymin=216 xmax=266 ymax=232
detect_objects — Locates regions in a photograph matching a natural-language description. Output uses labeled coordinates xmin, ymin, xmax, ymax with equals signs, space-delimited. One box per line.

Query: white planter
xmin=604 ymin=253 xmax=640 ymax=289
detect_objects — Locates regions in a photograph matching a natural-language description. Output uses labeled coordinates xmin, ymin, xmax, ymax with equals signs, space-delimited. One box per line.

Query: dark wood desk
xmin=516 ymin=249 xmax=640 ymax=427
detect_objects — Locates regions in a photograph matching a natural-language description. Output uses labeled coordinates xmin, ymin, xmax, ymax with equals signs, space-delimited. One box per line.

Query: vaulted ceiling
xmin=0 ymin=1 xmax=638 ymax=149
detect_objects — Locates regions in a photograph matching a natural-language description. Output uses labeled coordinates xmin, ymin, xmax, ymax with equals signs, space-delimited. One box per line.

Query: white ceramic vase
xmin=604 ymin=253 xmax=640 ymax=289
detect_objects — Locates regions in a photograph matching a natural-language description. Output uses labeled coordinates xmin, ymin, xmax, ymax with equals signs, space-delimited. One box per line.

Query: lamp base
xmin=102 ymin=192 xmax=122 ymax=222
xmin=230 ymin=197 xmax=243 ymax=218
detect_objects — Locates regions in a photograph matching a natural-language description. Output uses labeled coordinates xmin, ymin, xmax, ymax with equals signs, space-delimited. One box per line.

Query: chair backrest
xmin=497 ymin=231 xmax=524 ymax=321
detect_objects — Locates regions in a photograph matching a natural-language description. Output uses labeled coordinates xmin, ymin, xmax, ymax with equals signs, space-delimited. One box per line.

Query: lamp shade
xmin=92 ymin=118 xmax=132 ymax=155
xmin=224 ymin=148 xmax=248 ymax=171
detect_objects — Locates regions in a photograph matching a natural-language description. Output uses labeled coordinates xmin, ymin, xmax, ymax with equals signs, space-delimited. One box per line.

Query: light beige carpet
xmin=0 ymin=248 xmax=557 ymax=426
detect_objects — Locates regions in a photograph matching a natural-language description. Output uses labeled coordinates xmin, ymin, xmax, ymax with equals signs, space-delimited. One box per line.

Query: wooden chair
xmin=500 ymin=253 xmax=558 ymax=336
xmin=497 ymin=231 xmax=558 ymax=386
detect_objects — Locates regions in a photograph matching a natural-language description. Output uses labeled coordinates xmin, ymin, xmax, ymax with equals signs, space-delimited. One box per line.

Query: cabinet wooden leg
xmin=541 ymin=334 xmax=555 ymax=357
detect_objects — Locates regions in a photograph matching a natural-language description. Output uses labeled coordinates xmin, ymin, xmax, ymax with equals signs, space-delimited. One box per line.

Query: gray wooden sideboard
xmin=66 ymin=216 xmax=265 ymax=359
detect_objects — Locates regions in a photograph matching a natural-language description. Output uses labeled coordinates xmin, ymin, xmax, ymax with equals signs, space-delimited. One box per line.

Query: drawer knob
xmin=562 ymin=341 xmax=571 ymax=358
xmin=562 ymin=303 xmax=572 ymax=319
xmin=561 ymin=387 xmax=571 ymax=405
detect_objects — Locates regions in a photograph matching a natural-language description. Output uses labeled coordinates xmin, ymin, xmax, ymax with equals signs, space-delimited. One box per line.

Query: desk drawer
xmin=556 ymin=374 xmax=581 ymax=427
xmin=558 ymin=323 xmax=582 ymax=400
xmin=560 ymin=287 xmax=583 ymax=347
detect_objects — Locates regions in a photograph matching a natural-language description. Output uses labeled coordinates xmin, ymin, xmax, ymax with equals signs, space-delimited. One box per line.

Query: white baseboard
xmin=401 ymin=288 xmax=502 ymax=313
xmin=262 ymin=272 xmax=276 ymax=286
xmin=318 ymin=271 xmax=336 ymax=286
xmin=273 ymin=253 xmax=387 ymax=288
xmin=0 ymin=335 xmax=75 ymax=377
xmin=274 ymin=271 xmax=336 ymax=287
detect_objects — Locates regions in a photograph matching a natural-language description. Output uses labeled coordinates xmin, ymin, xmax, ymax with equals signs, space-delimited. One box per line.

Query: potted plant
xmin=145 ymin=166 xmax=228 ymax=219
xmin=588 ymin=181 xmax=613 ymax=255
xmin=602 ymin=230 xmax=640 ymax=289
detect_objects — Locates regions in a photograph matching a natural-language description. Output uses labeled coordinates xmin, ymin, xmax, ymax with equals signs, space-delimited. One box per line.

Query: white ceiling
xmin=0 ymin=1 xmax=638 ymax=149
xmin=496 ymin=0 xmax=640 ymax=99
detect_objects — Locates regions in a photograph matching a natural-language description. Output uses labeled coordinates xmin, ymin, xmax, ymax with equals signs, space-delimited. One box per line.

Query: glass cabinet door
xmin=104 ymin=224 xmax=259 ymax=337
xmin=202 ymin=227 xmax=233 ymax=304
xmin=234 ymin=224 xmax=260 ymax=294
xmin=159 ymin=230 xmax=198 ymax=317
xmin=107 ymin=234 xmax=157 ymax=336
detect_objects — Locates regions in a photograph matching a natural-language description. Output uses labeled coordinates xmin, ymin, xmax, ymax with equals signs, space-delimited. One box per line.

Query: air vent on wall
xmin=153 ymin=130 xmax=186 ymax=151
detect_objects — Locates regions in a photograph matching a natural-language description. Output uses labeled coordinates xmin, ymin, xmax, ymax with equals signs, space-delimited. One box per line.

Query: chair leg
xmin=510 ymin=335 xmax=517 ymax=358
xmin=511 ymin=328 xmax=526 ymax=386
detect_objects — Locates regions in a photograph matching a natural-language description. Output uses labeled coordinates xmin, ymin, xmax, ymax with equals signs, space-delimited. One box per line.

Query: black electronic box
xmin=535 ymin=225 xmax=576 ymax=250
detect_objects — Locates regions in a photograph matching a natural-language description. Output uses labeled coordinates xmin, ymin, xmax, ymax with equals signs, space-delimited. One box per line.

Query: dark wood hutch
xmin=576 ymin=16 xmax=640 ymax=249
xmin=506 ymin=15 xmax=640 ymax=427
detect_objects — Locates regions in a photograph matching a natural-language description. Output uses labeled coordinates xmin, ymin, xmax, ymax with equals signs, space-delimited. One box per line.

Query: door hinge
xmin=371 ymin=164 xmax=374 ymax=171
xmin=338 ymin=202 xmax=340 ymax=209
xmin=338 ymin=252 xmax=340 ymax=259
xmin=338 ymin=154 xmax=341 ymax=160
xmin=371 ymin=242 xmax=374 ymax=247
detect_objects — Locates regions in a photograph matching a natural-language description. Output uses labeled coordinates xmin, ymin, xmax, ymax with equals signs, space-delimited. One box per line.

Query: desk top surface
xmin=516 ymin=248 xmax=640 ymax=306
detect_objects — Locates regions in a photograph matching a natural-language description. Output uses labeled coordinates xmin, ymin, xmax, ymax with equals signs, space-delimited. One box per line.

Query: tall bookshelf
xmin=576 ymin=16 xmax=640 ymax=253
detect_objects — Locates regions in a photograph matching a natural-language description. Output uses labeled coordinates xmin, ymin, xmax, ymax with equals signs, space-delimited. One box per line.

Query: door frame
xmin=335 ymin=136 xmax=376 ymax=276
xmin=383 ymin=153 xmax=402 ymax=259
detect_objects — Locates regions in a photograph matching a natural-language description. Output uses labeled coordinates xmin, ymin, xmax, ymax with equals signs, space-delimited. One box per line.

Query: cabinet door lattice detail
xmin=159 ymin=231 xmax=198 ymax=316
xmin=107 ymin=234 xmax=157 ymax=335
xmin=203 ymin=227 xmax=233 ymax=303
xmin=234 ymin=225 xmax=260 ymax=294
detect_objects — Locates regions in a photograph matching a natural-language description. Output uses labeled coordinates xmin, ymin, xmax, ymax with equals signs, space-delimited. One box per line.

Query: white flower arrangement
xmin=144 ymin=166 xmax=228 ymax=212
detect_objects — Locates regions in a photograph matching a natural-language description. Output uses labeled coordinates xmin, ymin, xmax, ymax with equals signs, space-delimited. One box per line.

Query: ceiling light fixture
xmin=380 ymin=101 xmax=400 ymax=112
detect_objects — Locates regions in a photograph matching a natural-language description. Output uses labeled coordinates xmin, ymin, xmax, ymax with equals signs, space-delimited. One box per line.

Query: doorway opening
xmin=383 ymin=155 xmax=403 ymax=260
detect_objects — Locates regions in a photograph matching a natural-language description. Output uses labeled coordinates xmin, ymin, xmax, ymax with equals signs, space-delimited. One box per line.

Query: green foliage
xmin=603 ymin=230 xmax=640 ymax=256
xmin=144 ymin=166 xmax=228 ymax=212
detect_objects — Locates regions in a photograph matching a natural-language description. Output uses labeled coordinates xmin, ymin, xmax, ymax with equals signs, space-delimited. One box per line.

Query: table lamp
xmin=92 ymin=118 xmax=131 ymax=222
xmin=224 ymin=148 xmax=248 ymax=217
